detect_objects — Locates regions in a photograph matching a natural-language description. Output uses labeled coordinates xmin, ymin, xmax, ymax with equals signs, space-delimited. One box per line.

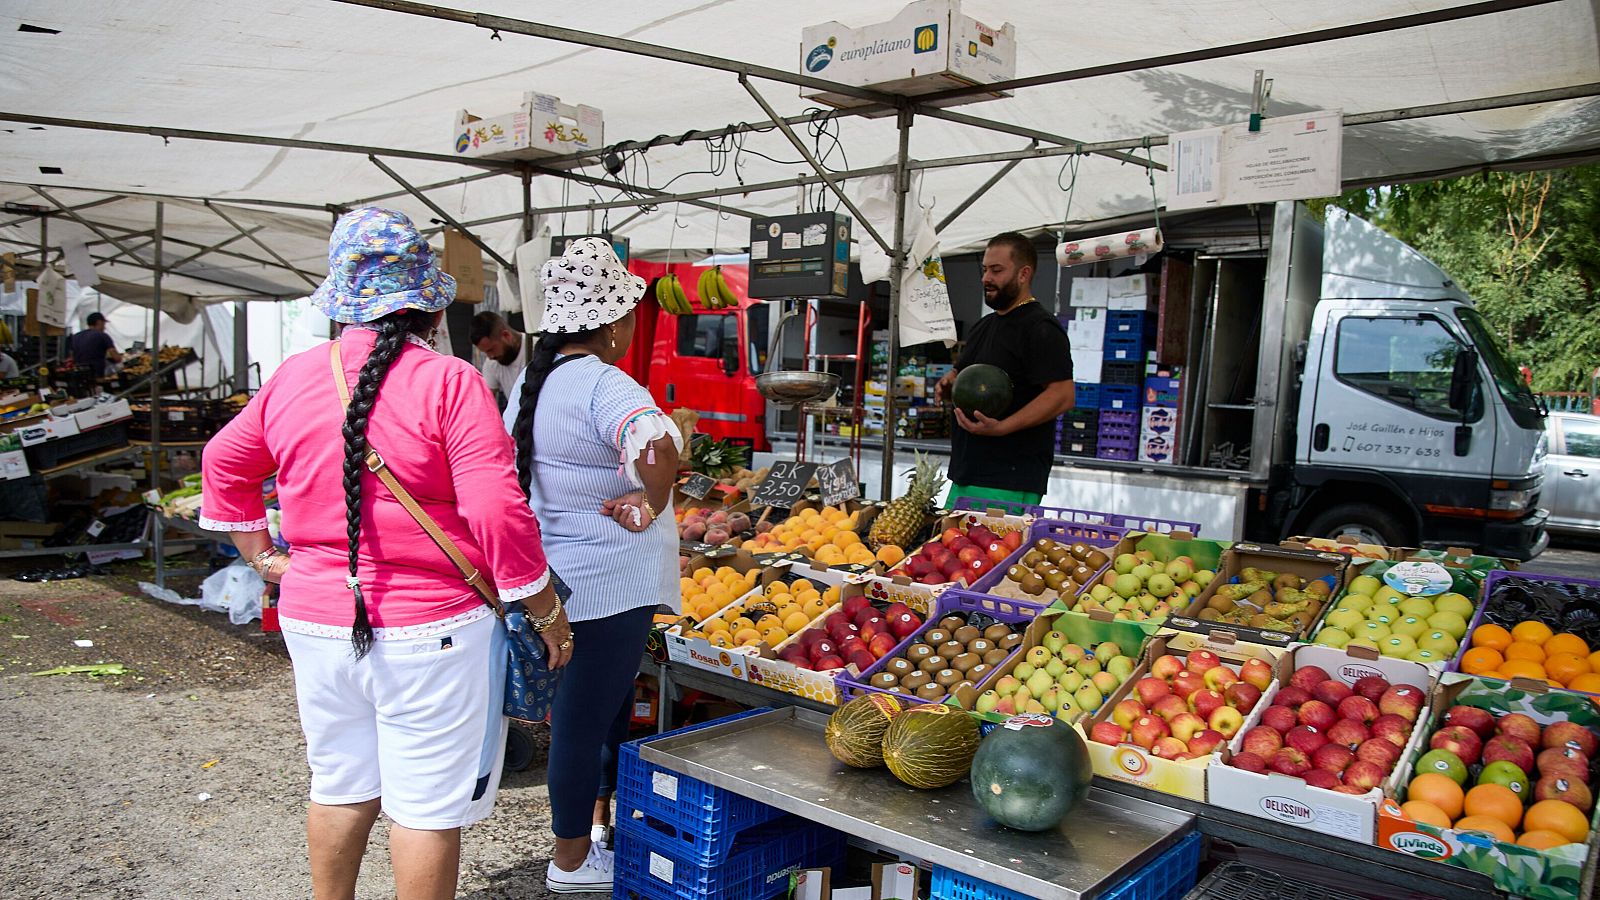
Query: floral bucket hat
xmin=310 ymin=207 xmax=455 ymax=324
xmin=538 ymin=237 xmax=646 ymax=333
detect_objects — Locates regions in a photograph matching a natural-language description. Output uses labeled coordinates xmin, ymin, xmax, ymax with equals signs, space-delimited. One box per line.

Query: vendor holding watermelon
xmin=935 ymin=232 xmax=1075 ymax=511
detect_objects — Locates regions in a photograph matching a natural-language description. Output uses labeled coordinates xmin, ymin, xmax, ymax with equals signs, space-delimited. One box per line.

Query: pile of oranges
xmin=1404 ymin=774 xmax=1591 ymax=849
xmin=680 ymin=566 xmax=761 ymax=623
xmin=682 ymin=575 xmax=841 ymax=650
xmin=740 ymin=505 xmax=906 ymax=568
xmin=1459 ymin=620 xmax=1600 ymax=693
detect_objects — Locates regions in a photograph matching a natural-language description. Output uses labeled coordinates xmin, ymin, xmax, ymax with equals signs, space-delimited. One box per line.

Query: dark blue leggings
xmin=547 ymin=604 xmax=655 ymax=840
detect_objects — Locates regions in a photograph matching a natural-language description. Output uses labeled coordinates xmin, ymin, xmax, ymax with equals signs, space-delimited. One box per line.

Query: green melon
xmin=881 ymin=704 xmax=981 ymax=789
xmin=825 ymin=693 xmax=904 ymax=768
xmin=952 ymin=364 xmax=1013 ymax=420
xmin=970 ymin=714 xmax=1093 ymax=831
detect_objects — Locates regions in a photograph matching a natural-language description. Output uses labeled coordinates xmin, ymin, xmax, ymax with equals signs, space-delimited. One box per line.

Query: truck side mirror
xmin=1448 ymin=347 xmax=1479 ymax=414
xmin=721 ymin=335 xmax=740 ymax=377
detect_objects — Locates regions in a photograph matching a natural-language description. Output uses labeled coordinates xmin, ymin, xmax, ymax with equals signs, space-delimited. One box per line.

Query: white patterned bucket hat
xmin=538 ymin=237 xmax=646 ymax=333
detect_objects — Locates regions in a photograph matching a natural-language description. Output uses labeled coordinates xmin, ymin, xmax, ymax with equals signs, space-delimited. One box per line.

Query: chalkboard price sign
xmin=681 ymin=473 xmax=716 ymax=500
xmin=816 ymin=458 xmax=860 ymax=506
xmin=749 ymin=460 xmax=818 ymax=509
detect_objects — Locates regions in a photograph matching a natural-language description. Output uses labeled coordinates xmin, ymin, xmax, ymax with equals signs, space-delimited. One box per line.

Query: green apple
xmin=1390 ymin=616 xmax=1429 ymax=639
xmin=1347 ymin=636 xmax=1379 ymax=650
xmin=1380 ymin=634 xmax=1418 ymax=658
xmin=1365 ymin=606 xmax=1398 ymax=626
xmin=1105 ymin=597 xmax=1126 ymax=613
xmin=1315 ymin=627 xmax=1352 ymax=649
xmin=1338 ymin=595 xmax=1375 ymax=614
xmin=1398 ymin=597 xmax=1436 ymax=618
xmin=1113 ymin=553 xmax=1138 ymax=575
xmin=1479 ymin=761 xmax=1531 ymax=801
xmin=1326 ymin=608 xmax=1366 ymax=632
xmin=1417 ymin=630 xmax=1459 ymax=655
xmin=1348 ymin=574 xmax=1382 ymax=597
xmin=1426 ymin=611 xmax=1469 ymax=639
xmin=1356 ymin=620 xmax=1392 ymax=641
xmin=1415 ymin=748 xmax=1469 ymax=785
xmin=1407 ymin=648 xmax=1443 ymax=664
xmin=1373 ymin=586 xmax=1407 ymax=607
xmin=1434 ymin=592 xmax=1474 ymax=618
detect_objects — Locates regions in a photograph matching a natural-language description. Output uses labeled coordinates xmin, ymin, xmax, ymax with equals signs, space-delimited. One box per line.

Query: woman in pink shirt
xmin=201 ymin=208 xmax=571 ymax=900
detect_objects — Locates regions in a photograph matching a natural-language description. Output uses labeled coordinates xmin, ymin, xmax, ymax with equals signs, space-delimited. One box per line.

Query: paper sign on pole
xmin=60 ymin=237 xmax=99 ymax=287
xmin=899 ymin=207 xmax=956 ymax=348
xmin=34 ymin=267 xmax=67 ymax=329
xmin=1168 ymin=111 xmax=1343 ymax=211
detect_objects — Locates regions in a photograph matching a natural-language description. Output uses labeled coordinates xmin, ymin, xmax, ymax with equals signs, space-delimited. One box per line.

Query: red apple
xmin=1352 ymin=675 xmax=1391 ymax=701
xmin=1371 ymin=715 xmax=1412 ymax=747
xmin=1188 ymin=729 xmax=1226 ymax=756
xmin=1151 ymin=737 xmax=1189 ymax=760
xmin=1483 ymin=735 xmax=1536 ymax=774
xmin=887 ymin=612 xmax=922 ymax=640
xmin=1231 ymin=751 xmax=1269 ymax=773
xmin=956 ymin=546 xmax=982 ymax=565
xmin=1131 ymin=716 xmax=1171 ymax=750
xmin=842 ymin=594 xmax=872 ymax=617
xmin=811 ymin=638 xmax=837 ymax=660
xmin=1203 ymin=665 xmax=1240 ymax=692
xmin=940 ymin=528 xmax=963 ymax=546
xmin=1189 ymin=689 xmax=1226 ymax=720
xmin=1270 ymin=747 xmax=1312 ymax=777
xmin=848 ymin=649 xmax=877 ymax=672
xmin=1209 ymin=706 xmax=1245 ymax=739
xmin=1151 ymin=695 xmax=1189 ymax=722
xmin=1168 ymin=712 xmax=1207 ymax=743
xmin=868 ymin=633 xmax=898 ymax=658
xmin=1090 ymin=722 xmax=1127 ymax=746
xmin=1298 ymin=700 xmax=1338 ymax=732
xmin=1224 ymin=682 xmax=1262 ymax=715
xmin=1430 ymin=725 xmax=1484 ymax=766
xmin=1151 ymin=654 xmax=1185 ymax=681
xmin=1260 ymin=706 xmax=1299 ymax=735
xmin=1304 ymin=769 xmax=1342 ymax=791
xmin=798 ymin=630 xmax=825 ymax=649
xmin=1332 ymin=784 xmax=1370 ymax=795
xmin=1313 ymin=680 xmax=1355 ymax=707
xmin=1186 ymin=649 xmax=1222 ymax=676
xmin=1535 ymin=774 xmax=1594 ymax=813
xmin=1312 ymin=743 xmax=1355 ymax=773
xmin=1239 ymin=657 xmax=1274 ymax=691
xmin=1242 ymin=726 xmax=1285 ymax=757
xmin=1356 ymin=738 xmax=1402 ymax=771
xmin=1272 ymin=686 xmax=1312 ymax=709
xmin=1497 ymin=713 xmax=1542 ymax=746
xmin=1437 ymin=703 xmax=1492 ymax=739
xmin=778 ymin=645 xmax=807 ymax=664
xmin=1543 ymin=721 xmax=1600 ymax=757
xmin=1171 ymin=672 xmax=1206 ymax=700
xmin=1111 ymin=700 xmax=1147 ymax=731
xmin=919 ymin=572 xmax=946 ymax=586
xmin=1134 ymin=677 xmax=1171 ymax=707
xmin=884 ymin=601 xmax=911 ymax=619
xmin=1378 ymin=685 xmax=1424 ymax=723
xmin=1290 ymin=665 xmax=1332 ymax=694
xmin=814 ymin=655 xmax=845 ymax=671
xmin=1337 ymin=695 xmax=1380 ymax=726
xmin=1326 ymin=719 xmax=1370 ymax=750
xmin=1286 ymin=725 xmax=1329 ymax=755
xmin=1343 ymin=760 xmax=1387 ymax=791
xmin=1537 ymin=747 xmax=1591 ymax=784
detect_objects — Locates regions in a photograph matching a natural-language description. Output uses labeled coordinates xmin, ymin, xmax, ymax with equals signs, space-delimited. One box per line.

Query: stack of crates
xmin=615 ymin=711 xmax=847 ymax=900
xmin=1095 ymin=311 xmax=1153 ymax=460
xmin=1140 ymin=369 xmax=1181 ymax=464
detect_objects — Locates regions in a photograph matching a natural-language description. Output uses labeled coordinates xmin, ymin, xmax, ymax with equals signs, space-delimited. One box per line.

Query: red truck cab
xmin=622 ymin=261 xmax=771 ymax=451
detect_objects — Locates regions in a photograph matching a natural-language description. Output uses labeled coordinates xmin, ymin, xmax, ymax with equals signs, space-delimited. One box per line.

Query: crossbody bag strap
xmin=330 ymin=342 xmax=504 ymax=615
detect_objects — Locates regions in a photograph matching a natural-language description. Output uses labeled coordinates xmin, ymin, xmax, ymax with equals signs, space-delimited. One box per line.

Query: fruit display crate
xmin=1145 ymin=376 xmax=1182 ymax=409
xmin=1062 ymin=435 xmax=1099 ymax=457
xmin=614 ymin=814 xmax=845 ymax=900
xmin=931 ymin=829 xmax=1201 ymax=900
xmin=1180 ymin=860 xmax=1367 ymax=900
xmin=1075 ymin=382 xmax=1103 ymax=410
xmin=1097 ymin=437 xmax=1138 ymax=462
xmin=1099 ymin=410 xmax=1140 ymax=440
xmin=1106 ymin=310 xmax=1156 ymax=337
xmin=1104 ymin=332 xmax=1148 ymax=362
xmin=617 ymin=709 xmax=788 ymax=865
xmin=1103 ymin=361 xmax=1144 ymax=386
xmin=1063 ymin=407 xmax=1101 ymax=433
xmin=22 ymin=421 xmax=130 ymax=470
xmin=1026 ymin=504 xmax=1202 ymax=536
xmin=965 ymin=517 xmax=1126 ymax=602
xmin=1100 ymin=384 xmax=1142 ymax=412
xmin=1447 ymin=569 xmax=1600 ymax=684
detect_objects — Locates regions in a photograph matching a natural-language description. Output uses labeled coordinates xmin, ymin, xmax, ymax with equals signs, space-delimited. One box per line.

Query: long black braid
xmin=341 ymin=313 xmax=432 ymax=658
xmin=513 ymin=331 xmax=570 ymax=500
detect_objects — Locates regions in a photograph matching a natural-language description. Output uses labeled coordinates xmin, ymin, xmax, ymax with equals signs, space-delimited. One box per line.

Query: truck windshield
xmin=1456 ymin=308 xmax=1541 ymax=418
xmin=746 ymin=304 xmax=769 ymax=375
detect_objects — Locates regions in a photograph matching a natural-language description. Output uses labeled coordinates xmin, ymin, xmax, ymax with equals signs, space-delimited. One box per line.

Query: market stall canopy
xmin=0 ymin=0 xmax=1597 ymax=279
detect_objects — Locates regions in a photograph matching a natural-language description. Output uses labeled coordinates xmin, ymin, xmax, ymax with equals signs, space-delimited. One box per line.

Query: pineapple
xmin=868 ymin=453 xmax=946 ymax=551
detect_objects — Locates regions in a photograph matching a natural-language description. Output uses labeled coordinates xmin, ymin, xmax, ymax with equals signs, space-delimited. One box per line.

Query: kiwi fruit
xmin=1033 ymin=538 xmax=1058 ymax=553
xmin=952 ymin=652 xmax=980 ymax=673
xmin=888 ymin=684 xmax=909 ymax=694
xmin=982 ymin=648 xmax=1009 ymax=666
xmin=1042 ymin=570 xmax=1068 ymax=592
xmin=916 ymin=682 xmax=947 ymax=701
xmin=998 ymin=633 xmax=1023 ymax=651
xmin=968 ymin=638 xmax=994 ymax=655
xmin=953 ymin=680 xmax=975 ymax=694
xmin=923 ymin=629 xmax=951 ymax=646
xmin=953 ymin=625 xmax=981 ymax=644
xmin=1018 ymin=574 xmax=1047 ymax=596
xmin=907 ymin=644 xmax=935 ymax=662
xmin=939 ymin=615 xmax=966 ymax=632
xmin=870 ymin=672 xmax=899 ymax=689
xmin=934 ymin=668 xmax=963 ymax=688
xmin=983 ymin=624 xmax=1011 ymax=641
xmin=1006 ymin=564 xmax=1029 ymax=582
xmin=1020 ymin=550 xmax=1044 ymax=568
xmin=901 ymin=670 xmax=931 ymax=691
xmin=885 ymin=657 xmax=914 ymax=677
xmin=1086 ymin=550 xmax=1109 ymax=570
xmin=967 ymin=663 xmax=992 ymax=682
xmin=1069 ymin=542 xmax=1092 ymax=561
xmin=918 ymin=655 xmax=947 ymax=674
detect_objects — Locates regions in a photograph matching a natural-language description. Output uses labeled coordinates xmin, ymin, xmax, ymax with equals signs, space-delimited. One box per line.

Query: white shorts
xmin=283 ymin=612 xmax=508 ymax=830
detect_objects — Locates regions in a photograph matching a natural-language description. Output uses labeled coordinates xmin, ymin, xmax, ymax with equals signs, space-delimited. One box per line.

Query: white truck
xmin=778 ymin=201 xmax=1549 ymax=559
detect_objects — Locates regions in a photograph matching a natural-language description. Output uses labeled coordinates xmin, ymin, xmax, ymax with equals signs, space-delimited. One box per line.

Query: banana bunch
xmin=696 ymin=266 xmax=739 ymax=310
xmin=655 ymin=274 xmax=691 ymax=315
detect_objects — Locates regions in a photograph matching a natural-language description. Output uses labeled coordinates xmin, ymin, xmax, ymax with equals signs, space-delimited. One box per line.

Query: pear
xmin=1056 ymin=694 xmax=1083 ymax=720
xmin=974 ymin=690 xmax=999 ymax=714
xmin=1090 ymin=584 xmax=1115 ymax=602
xmin=1094 ymin=642 xmax=1121 ymax=661
xmin=1139 ymin=593 xmax=1159 ymax=612
xmin=1105 ymin=597 xmax=1126 ymax=613
xmin=1091 ymin=671 xmax=1119 ymax=695
xmin=1024 ymin=699 xmax=1047 ymax=714
xmin=1026 ymin=670 xmax=1054 ymax=697
xmin=1076 ymin=657 xmax=1102 ymax=677
xmin=1013 ymin=685 xmax=1033 ymax=707
xmin=1059 ymin=671 xmax=1085 ymax=693
xmin=1194 ymin=570 xmax=1215 ymax=588
xmin=1058 ymin=643 xmax=1087 ymax=665
xmin=1040 ymin=687 xmax=1061 ymax=713
xmin=1044 ymin=658 xmax=1067 ymax=679
xmin=1042 ymin=630 xmax=1068 ymax=653
xmin=1107 ymin=655 xmax=1135 ymax=680
xmin=1074 ymin=681 xmax=1104 ymax=714
xmin=1014 ymin=662 xmax=1037 ymax=681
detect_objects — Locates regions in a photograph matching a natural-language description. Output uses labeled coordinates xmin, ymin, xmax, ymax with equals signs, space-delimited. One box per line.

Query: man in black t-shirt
xmin=68 ymin=312 xmax=122 ymax=377
xmin=935 ymin=233 xmax=1075 ymax=509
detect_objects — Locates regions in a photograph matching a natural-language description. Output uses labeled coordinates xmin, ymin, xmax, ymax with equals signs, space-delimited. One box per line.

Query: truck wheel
xmin=505 ymin=726 xmax=536 ymax=773
xmin=1302 ymin=503 xmax=1409 ymax=547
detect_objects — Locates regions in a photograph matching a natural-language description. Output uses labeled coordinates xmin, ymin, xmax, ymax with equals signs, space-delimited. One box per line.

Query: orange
xmin=1567 ymin=673 xmax=1600 ymax=695
xmin=1512 ymin=620 xmax=1554 ymax=645
xmin=1401 ymin=800 xmax=1453 ymax=829
xmin=1517 ymin=830 xmax=1575 ymax=850
xmin=1590 ymin=649 xmax=1600 ymax=672
xmin=1452 ymin=815 xmax=1515 ymax=844
xmin=1460 ymin=646 xmax=1505 ymax=676
xmin=1546 ymin=653 xmax=1592 ymax=686
xmin=1409 ymin=774 xmax=1465 ymax=820
xmin=1464 ymin=783 xmax=1523 ymax=829
xmin=1505 ymin=641 xmax=1547 ymax=663
xmin=1524 ymin=800 xmax=1590 ymax=843
xmin=1545 ymin=633 xmax=1590 ymax=658
xmin=1472 ymin=623 xmax=1513 ymax=652
xmin=1498 ymin=659 xmax=1548 ymax=681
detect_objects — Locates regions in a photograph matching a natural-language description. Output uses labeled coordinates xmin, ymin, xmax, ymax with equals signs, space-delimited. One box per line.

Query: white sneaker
xmin=590 ymin=824 xmax=613 ymax=850
xmin=546 ymin=843 xmax=614 ymax=894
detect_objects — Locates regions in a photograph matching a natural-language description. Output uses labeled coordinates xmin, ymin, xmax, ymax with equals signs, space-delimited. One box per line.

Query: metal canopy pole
xmin=369 ymin=156 xmax=513 ymax=270
xmin=913 ymin=107 xmax=1162 ymax=171
xmin=738 ymin=76 xmax=892 ymax=254
xmin=880 ymin=109 xmax=913 ymax=501
xmin=32 ymin=186 xmax=149 ymax=264
xmin=165 ymin=226 xmax=265 ymax=270
xmin=937 ymin=146 xmax=1036 ymax=233
xmin=233 ymin=300 xmax=249 ymax=393
xmin=204 ymin=202 xmax=321 ymax=289
xmin=150 ymin=201 xmax=164 ymax=584
xmin=86 ymin=217 xmax=324 ymax=283
xmin=0 ymin=195 xmax=124 ymax=231
xmin=0 ymin=179 xmax=329 ymax=213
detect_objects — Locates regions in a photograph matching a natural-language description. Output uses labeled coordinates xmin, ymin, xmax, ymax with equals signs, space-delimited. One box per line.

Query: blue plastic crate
xmin=1074 ymin=382 xmax=1102 ymax=410
xmin=614 ymin=815 xmax=846 ymax=900
xmin=1103 ymin=332 xmax=1146 ymax=361
xmin=616 ymin=710 xmax=787 ymax=865
xmin=1099 ymin=384 xmax=1141 ymax=412
xmin=1106 ymin=310 xmax=1155 ymax=336
xmin=930 ymin=830 xmax=1201 ymax=900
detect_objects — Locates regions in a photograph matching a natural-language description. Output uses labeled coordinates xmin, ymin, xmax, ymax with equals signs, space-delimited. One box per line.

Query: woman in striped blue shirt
xmin=504 ymin=238 xmax=682 ymax=894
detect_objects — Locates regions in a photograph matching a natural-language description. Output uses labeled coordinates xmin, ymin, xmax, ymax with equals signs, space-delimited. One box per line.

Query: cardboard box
xmin=1063 ymin=531 xmax=1230 ymax=631
xmin=1073 ymin=635 xmax=1282 ymax=801
xmin=1067 ymin=309 xmax=1107 ymax=350
xmin=1141 ymin=406 xmax=1178 ymax=435
xmin=1138 ymin=430 xmax=1175 ymax=465
xmin=16 ymin=415 xmax=79 ymax=447
xmin=874 ymin=861 xmax=920 ymax=900
xmin=1069 ymin=277 xmax=1109 ymax=308
xmin=744 ymin=563 xmax=892 ymax=706
xmin=1207 ymin=644 xmax=1434 ymax=843
xmin=665 ymin=551 xmax=785 ymax=679
xmin=1167 ymin=542 xmax=1350 ymax=649
xmin=75 ymin=398 xmax=132 ymax=431
xmin=451 ymin=92 xmax=602 ymax=163
xmin=1377 ymin=675 xmax=1600 ymax=900
xmin=800 ymin=0 xmax=1016 ymax=113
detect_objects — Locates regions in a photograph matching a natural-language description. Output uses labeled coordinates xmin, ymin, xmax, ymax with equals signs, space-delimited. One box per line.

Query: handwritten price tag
xmin=681 ymin=473 xmax=716 ymax=500
xmin=816 ymin=458 xmax=860 ymax=506
xmin=750 ymin=460 xmax=817 ymax=509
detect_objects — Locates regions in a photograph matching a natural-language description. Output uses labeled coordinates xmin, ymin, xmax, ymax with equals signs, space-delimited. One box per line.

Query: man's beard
xmin=983 ymin=278 xmax=1021 ymax=311
xmin=494 ymin=344 xmax=520 ymax=366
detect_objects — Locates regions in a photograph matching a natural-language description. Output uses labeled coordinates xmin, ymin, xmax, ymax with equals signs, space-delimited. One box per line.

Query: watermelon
xmin=882 ymin=704 xmax=981 ymax=789
xmin=970 ymin=713 xmax=1093 ymax=831
xmin=826 ymin=694 xmax=904 ymax=768
xmin=952 ymin=364 xmax=1013 ymax=420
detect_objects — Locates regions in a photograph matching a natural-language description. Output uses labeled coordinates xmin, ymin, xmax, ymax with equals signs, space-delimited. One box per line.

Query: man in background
xmin=470 ymin=311 xmax=529 ymax=407
xmin=935 ymin=232 xmax=1076 ymax=511
xmin=69 ymin=312 xmax=122 ymax=377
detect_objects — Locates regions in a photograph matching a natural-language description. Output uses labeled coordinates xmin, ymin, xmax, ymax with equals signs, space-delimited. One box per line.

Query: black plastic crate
xmin=22 ymin=421 xmax=129 ymax=470
xmin=1182 ymin=861 xmax=1365 ymax=900
xmin=1102 ymin=361 xmax=1143 ymax=386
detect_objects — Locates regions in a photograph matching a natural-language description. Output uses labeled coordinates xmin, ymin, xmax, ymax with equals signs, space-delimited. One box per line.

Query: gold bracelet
xmin=529 ymin=593 xmax=564 ymax=632
xmin=247 ymin=548 xmax=284 ymax=574
xmin=640 ymin=497 xmax=658 ymax=522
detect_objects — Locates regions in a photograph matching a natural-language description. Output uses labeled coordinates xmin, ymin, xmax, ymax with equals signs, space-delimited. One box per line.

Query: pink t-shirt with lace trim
xmin=200 ymin=328 xmax=549 ymax=629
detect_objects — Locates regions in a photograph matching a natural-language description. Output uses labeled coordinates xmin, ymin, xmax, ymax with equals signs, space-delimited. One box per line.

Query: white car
xmin=1543 ymin=412 xmax=1600 ymax=534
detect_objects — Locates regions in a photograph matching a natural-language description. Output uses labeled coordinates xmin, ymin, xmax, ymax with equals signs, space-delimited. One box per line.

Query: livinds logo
xmin=1390 ymin=833 xmax=1450 ymax=859
xmin=805 ymin=41 xmax=834 ymax=72
xmin=914 ymin=24 xmax=939 ymax=53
